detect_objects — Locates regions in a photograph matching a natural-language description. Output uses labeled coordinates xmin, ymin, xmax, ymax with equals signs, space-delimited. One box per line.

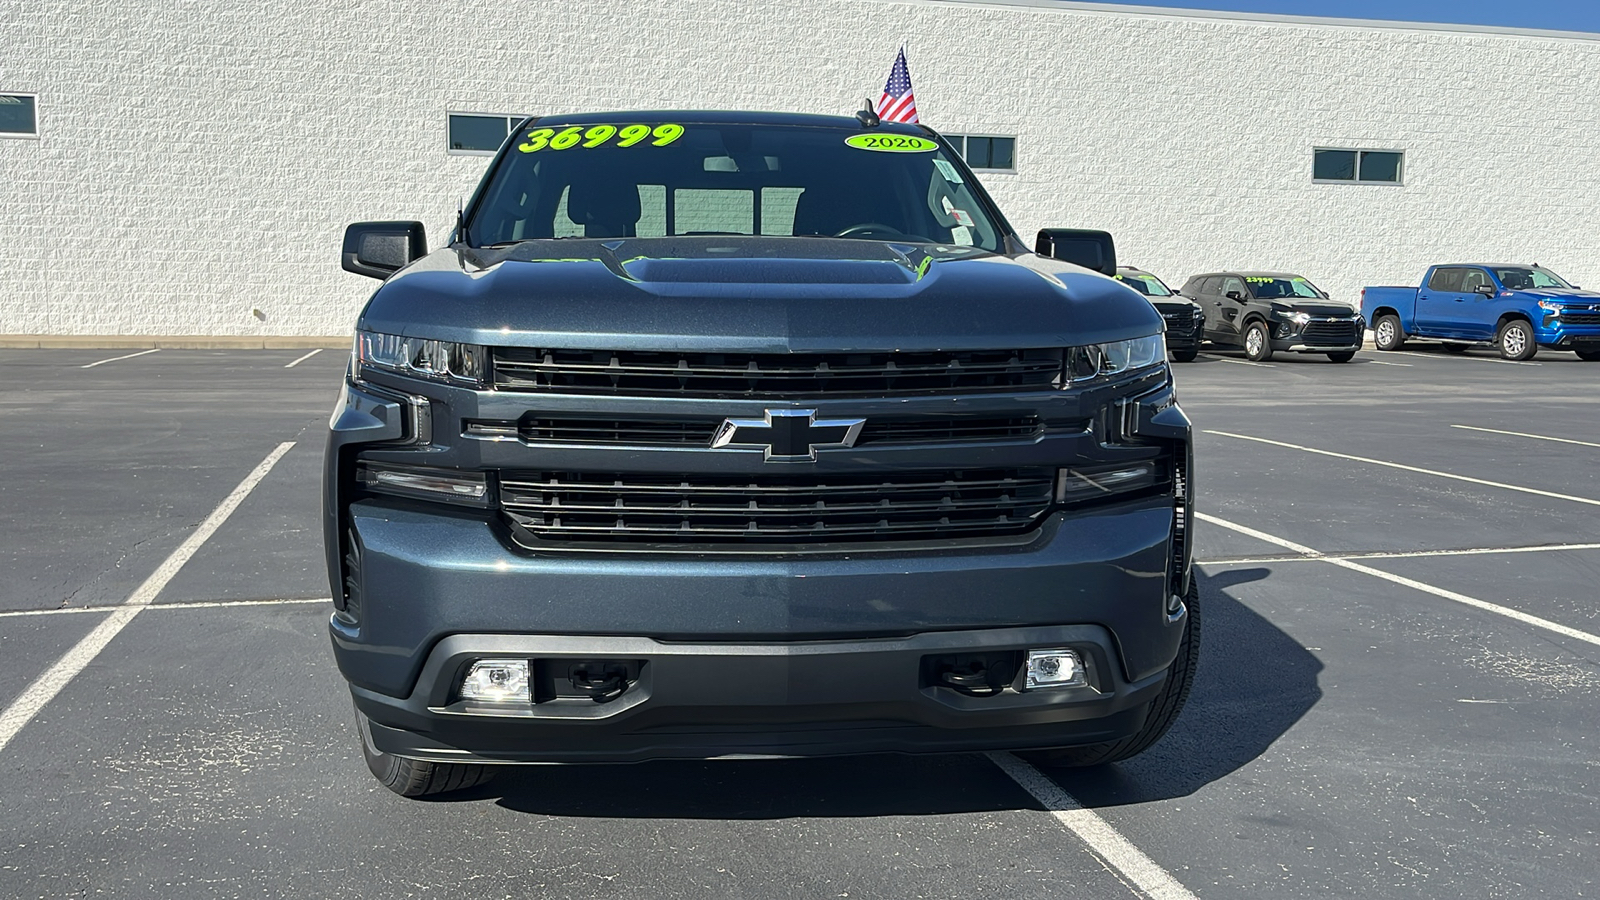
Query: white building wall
xmin=3 ymin=0 xmax=1598 ymax=337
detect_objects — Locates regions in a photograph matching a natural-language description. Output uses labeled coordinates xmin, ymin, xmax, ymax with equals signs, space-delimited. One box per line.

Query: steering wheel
xmin=833 ymin=222 xmax=908 ymax=239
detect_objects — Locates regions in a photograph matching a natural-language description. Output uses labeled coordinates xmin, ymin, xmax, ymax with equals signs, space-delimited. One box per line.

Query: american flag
xmin=876 ymin=46 xmax=918 ymax=124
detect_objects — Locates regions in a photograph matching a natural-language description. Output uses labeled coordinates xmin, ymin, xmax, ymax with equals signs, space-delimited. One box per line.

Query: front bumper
xmin=1536 ymin=321 xmax=1600 ymax=348
xmin=351 ymin=623 xmax=1171 ymax=763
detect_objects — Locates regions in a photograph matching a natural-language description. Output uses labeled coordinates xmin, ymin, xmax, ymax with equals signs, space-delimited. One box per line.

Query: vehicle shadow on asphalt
xmin=1040 ymin=566 xmax=1323 ymax=808
xmin=478 ymin=567 xmax=1320 ymax=818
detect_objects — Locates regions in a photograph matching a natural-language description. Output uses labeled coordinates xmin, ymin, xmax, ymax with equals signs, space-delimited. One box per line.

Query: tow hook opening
xmin=565 ymin=661 xmax=635 ymax=703
xmin=924 ymin=652 xmax=1021 ymax=697
xmin=530 ymin=659 xmax=644 ymax=704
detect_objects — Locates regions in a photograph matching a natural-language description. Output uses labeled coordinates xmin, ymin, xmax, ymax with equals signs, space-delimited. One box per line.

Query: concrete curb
xmin=0 ymin=335 xmax=352 ymax=350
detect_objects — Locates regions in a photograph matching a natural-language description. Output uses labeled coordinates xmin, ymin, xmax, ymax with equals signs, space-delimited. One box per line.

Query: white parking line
xmin=1200 ymin=540 xmax=1600 ymax=566
xmin=1198 ymin=512 xmax=1600 ymax=648
xmin=988 ymin=752 xmax=1199 ymax=900
xmin=1362 ymin=359 xmax=1413 ymax=367
xmin=284 ymin=348 xmax=323 ymax=368
xmin=1205 ymin=356 xmax=1275 ymax=368
xmin=1451 ymin=424 xmax=1600 ymax=449
xmin=81 ymin=348 xmax=160 ymax=369
xmin=1392 ymin=350 xmax=1539 ymax=366
xmin=0 ymin=442 xmax=295 ymax=755
xmin=1205 ymin=430 xmax=1600 ymax=509
xmin=0 ymin=597 xmax=328 ymax=620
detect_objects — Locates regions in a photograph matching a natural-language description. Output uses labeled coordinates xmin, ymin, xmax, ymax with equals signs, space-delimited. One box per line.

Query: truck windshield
xmin=467 ymin=120 xmax=1005 ymax=252
xmin=1492 ymin=267 xmax=1571 ymax=290
xmin=1247 ymin=276 xmax=1323 ymax=300
xmin=1117 ymin=273 xmax=1173 ymax=296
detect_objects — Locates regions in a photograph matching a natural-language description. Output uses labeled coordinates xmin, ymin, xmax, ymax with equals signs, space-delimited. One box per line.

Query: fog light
xmin=1024 ymin=648 xmax=1087 ymax=690
xmin=459 ymin=659 xmax=530 ymax=703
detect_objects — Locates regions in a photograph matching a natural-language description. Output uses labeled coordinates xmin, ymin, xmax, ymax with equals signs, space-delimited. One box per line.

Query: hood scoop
xmin=621 ymin=256 xmax=916 ymax=285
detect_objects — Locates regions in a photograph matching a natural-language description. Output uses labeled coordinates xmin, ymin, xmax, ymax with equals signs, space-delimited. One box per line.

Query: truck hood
xmin=1509 ymin=288 xmax=1600 ymax=304
xmin=355 ymin=236 xmax=1162 ymax=352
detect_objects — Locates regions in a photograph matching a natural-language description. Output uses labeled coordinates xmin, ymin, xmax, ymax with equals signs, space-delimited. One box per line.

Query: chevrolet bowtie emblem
xmin=712 ymin=409 xmax=866 ymax=462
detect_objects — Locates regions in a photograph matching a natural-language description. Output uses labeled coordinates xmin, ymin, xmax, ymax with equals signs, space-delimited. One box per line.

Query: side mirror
xmin=1474 ymin=284 xmax=1497 ymax=296
xmin=1225 ymin=290 xmax=1245 ymax=301
xmin=1035 ymin=228 xmax=1116 ymax=277
xmin=342 ymin=221 xmax=427 ymax=280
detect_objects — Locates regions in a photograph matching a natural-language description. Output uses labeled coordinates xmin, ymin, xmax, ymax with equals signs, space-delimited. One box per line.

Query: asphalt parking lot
xmin=2 ymin=344 xmax=1597 ymax=899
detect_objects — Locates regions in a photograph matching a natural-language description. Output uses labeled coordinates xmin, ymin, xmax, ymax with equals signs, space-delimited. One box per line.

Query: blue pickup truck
xmin=1362 ymin=264 xmax=1600 ymax=361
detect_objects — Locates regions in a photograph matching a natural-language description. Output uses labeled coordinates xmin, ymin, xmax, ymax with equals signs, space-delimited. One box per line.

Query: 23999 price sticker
xmin=518 ymin=123 xmax=685 ymax=153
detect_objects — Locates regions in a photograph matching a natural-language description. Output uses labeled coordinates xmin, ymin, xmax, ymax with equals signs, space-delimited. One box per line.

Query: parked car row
xmin=1115 ymin=267 xmax=1363 ymax=363
xmin=1114 ymin=261 xmax=1600 ymax=363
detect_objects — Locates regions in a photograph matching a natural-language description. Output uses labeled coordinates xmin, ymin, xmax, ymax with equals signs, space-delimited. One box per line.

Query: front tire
xmin=356 ymin=705 xmax=495 ymax=798
xmin=1327 ymin=351 xmax=1355 ymax=363
xmin=1496 ymin=319 xmax=1537 ymax=361
xmin=1171 ymin=349 xmax=1199 ymax=363
xmin=1030 ymin=580 xmax=1201 ymax=768
xmin=1243 ymin=322 xmax=1273 ymax=361
xmin=1373 ymin=314 xmax=1405 ymax=351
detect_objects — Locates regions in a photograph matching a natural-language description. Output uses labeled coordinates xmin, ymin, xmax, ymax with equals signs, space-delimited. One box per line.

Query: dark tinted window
xmin=1313 ymin=149 xmax=1357 ymax=181
xmin=1359 ymin=151 xmax=1402 ymax=183
xmin=0 ymin=94 xmax=36 ymax=135
xmin=1200 ymin=276 xmax=1224 ymax=295
xmin=1427 ymin=267 xmax=1465 ymax=292
xmin=449 ymin=114 xmax=514 ymax=152
xmin=1221 ymin=276 xmax=1247 ymax=297
xmin=1459 ymin=268 xmax=1494 ymax=293
xmin=950 ymin=134 xmax=1016 ymax=170
xmin=469 ymin=121 xmax=1005 ymax=251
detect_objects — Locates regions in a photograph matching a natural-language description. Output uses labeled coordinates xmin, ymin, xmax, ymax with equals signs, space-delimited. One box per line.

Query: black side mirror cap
xmin=1225 ymin=290 xmax=1245 ymax=301
xmin=1474 ymin=284 xmax=1497 ymax=296
xmin=342 ymin=221 xmax=427 ymax=280
xmin=1035 ymin=228 xmax=1116 ymax=277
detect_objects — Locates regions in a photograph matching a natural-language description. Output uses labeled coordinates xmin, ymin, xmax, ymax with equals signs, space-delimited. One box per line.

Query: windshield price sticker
xmin=932 ymin=158 xmax=964 ymax=184
xmin=518 ymin=123 xmax=685 ymax=153
xmin=1246 ymin=277 xmax=1277 ymax=283
xmin=844 ymin=134 xmax=939 ymax=153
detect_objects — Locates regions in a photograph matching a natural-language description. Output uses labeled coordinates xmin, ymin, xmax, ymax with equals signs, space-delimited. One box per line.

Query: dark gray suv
xmin=1180 ymin=271 xmax=1363 ymax=362
xmin=327 ymin=111 xmax=1197 ymax=796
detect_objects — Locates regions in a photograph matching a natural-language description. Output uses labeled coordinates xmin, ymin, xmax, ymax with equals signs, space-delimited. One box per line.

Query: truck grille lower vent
xmin=1561 ymin=312 xmax=1600 ymax=325
xmin=499 ymin=469 xmax=1055 ymax=545
xmin=491 ymin=348 xmax=1064 ymax=397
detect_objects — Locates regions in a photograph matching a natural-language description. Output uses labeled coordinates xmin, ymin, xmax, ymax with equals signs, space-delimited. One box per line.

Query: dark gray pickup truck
xmin=327 ymin=110 xmax=1197 ymax=796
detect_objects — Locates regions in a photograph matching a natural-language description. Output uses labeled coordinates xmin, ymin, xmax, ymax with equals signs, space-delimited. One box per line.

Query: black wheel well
xmin=1371 ymin=306 xmax=1400 ymax=322
xmin=1497 ymin=312 xmax=1532 ymax=330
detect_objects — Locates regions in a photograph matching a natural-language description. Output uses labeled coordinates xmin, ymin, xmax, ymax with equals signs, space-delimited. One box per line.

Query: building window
xmin=0 ymin=93 xmax=38 ymax=137
xmin=946 ymin=134 xmax=1016 ymax=171
xmin=1314 ymin=148 xmax=1403 ymax=184
xmin=448 ymin=113 xmax=523 ymax=155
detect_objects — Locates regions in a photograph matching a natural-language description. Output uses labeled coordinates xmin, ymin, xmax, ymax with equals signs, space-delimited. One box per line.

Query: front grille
xmin=491 ymin=348 xmax=1064 ymax=397
xmin=468 ymin=416 xmax=1045 ymax=447
xmin=499 ymin=469 xmax=1056 ymax=545
xmin=1301 ymin=320 xmax=1360 ymax=345
xmin=1561 ymin=312 xmax=1600 ymax=325
xmin=1157 ymin=307 xmax=1195 ymax=331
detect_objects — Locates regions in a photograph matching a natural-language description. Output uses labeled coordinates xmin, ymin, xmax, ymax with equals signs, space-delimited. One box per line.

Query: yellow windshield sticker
xmin=518 ymin=123 xmax=685 ymax=153
xmin=844 ymin=134 xmax=938 ymax=153
xmin=1246 ymin=277 xmax=1278 ymax=283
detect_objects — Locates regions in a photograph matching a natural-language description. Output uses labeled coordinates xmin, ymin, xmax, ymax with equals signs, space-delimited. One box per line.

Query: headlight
xmin=1286 ymin=312 xmax=1312 ymax=326
xmin=1538 ymin=300 xmax=1562 ymax=313
xmin=357 ymin=330 xmax=486 ymax=385
xmin=1063 ymin=334 xmax=1166 ymax=383
xmin=357 ymin=461 xmax=489 ymax=507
